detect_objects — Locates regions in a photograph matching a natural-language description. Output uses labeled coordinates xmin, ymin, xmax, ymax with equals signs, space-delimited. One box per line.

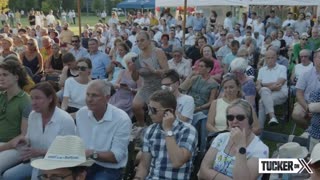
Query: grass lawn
xmin=16 ymin=15 xmax=127 ymax=35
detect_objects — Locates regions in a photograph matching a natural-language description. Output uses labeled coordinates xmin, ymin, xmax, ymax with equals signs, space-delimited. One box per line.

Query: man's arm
xmin=134 ymin=152 xmax=152 ymax=179
xmin=296 ymin=89 xmax=308 ymax=111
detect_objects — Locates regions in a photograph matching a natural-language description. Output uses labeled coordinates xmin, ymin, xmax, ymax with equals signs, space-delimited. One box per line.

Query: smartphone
xmin=120 ymin=83 xmax=128 ymax=87
xmin=132 ymin=56 xmax=142 ymax=70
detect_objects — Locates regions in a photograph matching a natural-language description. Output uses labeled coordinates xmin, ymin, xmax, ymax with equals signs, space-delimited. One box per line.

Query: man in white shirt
xmin=256 ymin=49 xmax=288 ymax=128
xmin=161 ymin=69 xmax=194 ymax=123
xmin=46 ymin=10 xmax=56 ymax=26
xmin=76 ymin=80 xmax=132 ymax=180
xmin=168 ymin=48 xmax=192 ymax=80
xmin=101 ymin=10 xmax=107 ymax=22
xmin=69 ymin=35 xmax=89 ymax=60
xmin=282 ymin=12 xmax=295 ymax=28
xmin=140 ymin=12 xmax=150 ymax=27
xmin=224 ymin=11 xmax=233 ymax=33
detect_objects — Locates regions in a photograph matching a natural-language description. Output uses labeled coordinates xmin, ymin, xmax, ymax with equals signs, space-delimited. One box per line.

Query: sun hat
xmin=311 ymin=143 xmax=320 ymax=164
xmin=31 ymin=136 xmax=94 ymax=170
xmin=278 ymin=142 xmax=308 ymax=159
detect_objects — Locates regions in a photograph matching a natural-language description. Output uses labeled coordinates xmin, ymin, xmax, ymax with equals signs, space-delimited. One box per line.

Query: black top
xmin=29 ymin=15 xmax=35 ymax=26
xmin=50 ymin=54 xmax=63 ymax=70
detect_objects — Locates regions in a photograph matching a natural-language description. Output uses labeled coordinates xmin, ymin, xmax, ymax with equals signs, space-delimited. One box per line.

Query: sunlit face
xmin=86 ymin=84 xmax=109 ymax=113
xmin=198 ymin=61 xmax=210 ymax=75
xmin=117 ymin=45 xmax=127 ymax=57
xmin=2 ymin=40 xmax=11 ymax=50
xmin=136 ymin=33 xmax=149 ymax=50
xmin=148 ymin=101 xmax=167 ymax=123
xmin=0 ymin=68 xmax=18 ymax=90
xmin=314 ymin=52 xmax=320 ymax=69
xmin=223 ymin=79 xmax=240 ymax=98
xmin=265 ymin=50 xmax=277 ymax=68
xmin=197 ymin=39 xmax=206 ymax=48
xmin=227 ymin=106 xmax=250 ymax=131
xmin=40 ymin=168 xmax=86 ymax=180
xmin=202 ymin=46 xmax=212 ymax=58
xmin=30 ymin=89 xmax=52 ymax=113
xmin=88 ymin=40 xmax=99 ymax=52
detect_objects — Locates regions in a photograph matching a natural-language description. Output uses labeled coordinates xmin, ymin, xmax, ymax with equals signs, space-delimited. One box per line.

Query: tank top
xmin=50 ymin=54 xmax=63 ymax=70
xmin=22 ymin=54 xmax=40 ymax=74
xmin=214 ymin=98 xmax=230 ymax=131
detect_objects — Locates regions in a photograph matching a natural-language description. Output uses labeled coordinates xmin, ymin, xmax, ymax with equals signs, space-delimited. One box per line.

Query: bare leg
xmin=132 ymin=95 xmax=145 ymax=127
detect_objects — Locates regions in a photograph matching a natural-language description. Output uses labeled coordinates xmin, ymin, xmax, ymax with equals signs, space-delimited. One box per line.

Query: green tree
xmin=92 ymin=0 xmax=103 ymax=11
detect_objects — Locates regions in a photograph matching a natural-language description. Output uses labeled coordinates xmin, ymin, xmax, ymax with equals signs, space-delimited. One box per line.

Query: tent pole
xmin=77 ymin=0 xmax=81 ymax=35
xmin=182 ymin=0 xmax=187 ymax=49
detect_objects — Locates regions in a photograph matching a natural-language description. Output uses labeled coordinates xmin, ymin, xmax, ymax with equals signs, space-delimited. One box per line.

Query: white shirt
xmin=294 ymin=63 xmax=313 ymax=80
xmin=177 ymin=94 xmax=195 ymax=123
xmin=27 ymin=107 xmax=76 ymax=179
xmin=69 ymin=47 xmax=90 ymax=60
xmin=76 ymin=104 xmax=132 ymax=168
xmin=63 ymin=77 xmax=88 ymax=109
xmin=27 ymin=107 xmax=76 ymax=156
xmin=168 ymin=58 xmax=192 ymax=78
xmin=224 ymin=17 xmax=233 ymax=33
xmin=257 ymin=63 xmax=288 ymax=94
xmin=282 ymin=19 xmax=296 ymax=28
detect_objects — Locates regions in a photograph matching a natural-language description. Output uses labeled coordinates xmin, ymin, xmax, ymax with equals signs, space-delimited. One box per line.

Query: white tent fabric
xmin=155 ymin=0 xmax=320 ymax=7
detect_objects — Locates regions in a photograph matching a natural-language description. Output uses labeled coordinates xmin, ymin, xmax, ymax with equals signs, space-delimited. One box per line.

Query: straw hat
xmin=311 ymin=143 xmax=320 ymax=164
xmin=31 ymin=136 xmax=94 ymax=170
xmin=278 ymin=142 xmax=308 ymax=159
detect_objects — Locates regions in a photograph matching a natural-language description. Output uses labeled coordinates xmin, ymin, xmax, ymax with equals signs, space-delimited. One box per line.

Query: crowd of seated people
xmin=1 ymin=7 xmax=320 ymax=180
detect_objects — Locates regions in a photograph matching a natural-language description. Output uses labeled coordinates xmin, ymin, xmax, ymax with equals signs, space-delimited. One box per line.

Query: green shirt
xmin=0 ymin=91 xmax=31 ymax=142
xmin=308 ymin=38 xmax=320 ymax=51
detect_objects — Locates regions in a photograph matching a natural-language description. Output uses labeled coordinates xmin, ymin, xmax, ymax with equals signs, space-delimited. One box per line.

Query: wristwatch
xmin=238 ymin=147 xmax=246 ymax=155
xmin=165 ymin=130 xmax=174 ymax=137
xmin=91 ymin=151 xmax=98 ymax=160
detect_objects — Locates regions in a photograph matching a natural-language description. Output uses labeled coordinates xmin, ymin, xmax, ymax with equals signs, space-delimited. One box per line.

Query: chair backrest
xmin=260 ymin=130 xmax=310 ymax=150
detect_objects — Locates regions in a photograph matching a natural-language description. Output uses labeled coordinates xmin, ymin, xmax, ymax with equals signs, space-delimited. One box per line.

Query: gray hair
xmin=172 ymin=47 xmax=184 ymax=55
xmin=88 ymin=80 xmax=111 ymax=96
xmin=299 ymin=49 xmax=311 ymax=58
xmin=230 ymin=57 xmax=248 ymax=73
xmin=123 ymin=52 xmax=138 ymax=64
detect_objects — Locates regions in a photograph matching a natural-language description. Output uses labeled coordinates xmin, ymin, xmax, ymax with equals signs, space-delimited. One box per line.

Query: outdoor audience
xmin=1 ymin=7 xmax=320 ymax=180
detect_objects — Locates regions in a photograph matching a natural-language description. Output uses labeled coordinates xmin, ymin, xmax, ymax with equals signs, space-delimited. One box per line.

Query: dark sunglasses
xmin=27 ymin=43 xmax=34 ymax=45
xmin=71 ymin=40 xmax=79 ymax=43
xmin=226 ymin=114 xmax=246 ymax=121
xmin=77 ymin=66 xmax=88 ymax=71
xmin=301 ymin=38 xmax=308 ymax=41
xmin=220 ymin=34 xmax=226 ymax=36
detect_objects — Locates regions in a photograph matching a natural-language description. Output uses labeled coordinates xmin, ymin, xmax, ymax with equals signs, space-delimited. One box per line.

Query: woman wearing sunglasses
xmin=199 ymin=99 xmax=269 ymax=180
xmin=61 ymin=58 xmax=92 ymax=116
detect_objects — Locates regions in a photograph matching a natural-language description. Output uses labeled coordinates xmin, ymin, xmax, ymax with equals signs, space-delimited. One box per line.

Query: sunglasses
xmin=77 ymin=66 xmax=88 ymax=71
xmin=27 ymin=43 xmax=34 ymax=46
xmin=300 ymin=55 xmax=309 ymax=58
xmin=226 ymin=114 xmax=246 ymax=121
xmin=71 ymin=40 xmax=79 ymax=43
xmin=220 ymin=34 xmax=226 ymax=36
xmin=148 ymin=105 xmax=171 ymax=115
xmin=301 ymin=38 xmax=308 ymax=41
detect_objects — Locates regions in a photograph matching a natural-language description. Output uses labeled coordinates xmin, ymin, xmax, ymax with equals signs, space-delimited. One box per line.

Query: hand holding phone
xmin=162 ymin=109 xmax=175 ymax=131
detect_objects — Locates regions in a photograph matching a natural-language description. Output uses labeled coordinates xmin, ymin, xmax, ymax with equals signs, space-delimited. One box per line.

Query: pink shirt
xmin=194 ymin=57 xmax=223 ymax=76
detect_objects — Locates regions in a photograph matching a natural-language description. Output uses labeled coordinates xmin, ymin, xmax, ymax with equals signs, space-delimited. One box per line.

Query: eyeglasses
xmin=136 ymin=39 xmax=146 ymax=43
xmin=300 ymin=55 xmax=309 ymax=58
xmin=301 ymin=38 xmax=308 ymax=41
xmin=148 ymin=105 xmax=171 ymax=115
xmin=97 ymin=31 xmax=101 ymax=33
xmin=37 ymin=173 xmax=72 ymax=180
xmin=27 ymin=43 xmax=34 ymax=46
xmin=226 ymin=114 xmax=246 ymax=121
xmin=71 ymin=40 xmax=79 ymax=43
xmin=220 ymin=34 xmax=226 ymax=36
xmin=173 ymin=54 xmax=181 ymax=57
xmin=76 ymin=66 xmax=88 ymax=71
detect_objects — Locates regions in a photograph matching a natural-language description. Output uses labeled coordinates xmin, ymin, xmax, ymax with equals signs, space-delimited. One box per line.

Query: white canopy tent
xmin=155 ymin=0 xmax=320 ymax=7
